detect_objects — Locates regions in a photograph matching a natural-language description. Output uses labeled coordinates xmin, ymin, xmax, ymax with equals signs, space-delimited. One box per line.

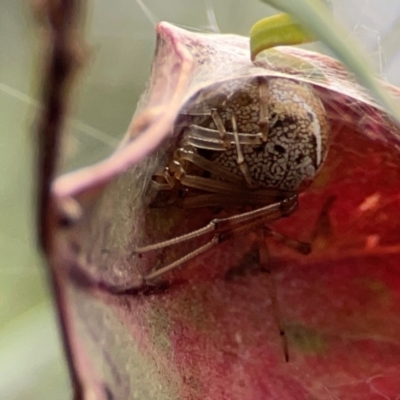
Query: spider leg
xmin=265 ymin=227 xmax=311 ymax=255
xmin=135 ymin=195 xmax=297 ymax=283
xmin=176 ymin=147 xmax=244 ymax=185
xmin=257 ymin=229 xmax=289 ymax=362
xmin=135 ymin=194 xmax=297 ymax=253
xmin=231 ymin=113 xmax=255 ymax=187
xmin=180 ymin=191 xmax=291 ymax=208
xmin=184 ymin=124 xmax=263 ymax=150
xmin=142 ymin=205 xmax=292 ymax=282
xmin=168 ymin=152 xmax=293 ymax=201
xmin=150 ymin=167 xmax=176 ymax=191
xmin=210 ymin=108 xmax=231 ymax=149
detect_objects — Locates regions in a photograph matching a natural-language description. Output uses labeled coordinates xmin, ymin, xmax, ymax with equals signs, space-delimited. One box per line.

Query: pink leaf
xmin=52 ymin=23 xmax=400 ymax=399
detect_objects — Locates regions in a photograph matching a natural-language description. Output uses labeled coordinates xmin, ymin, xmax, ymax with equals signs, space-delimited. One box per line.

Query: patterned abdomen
xmin=210 ymin=78 xmax=330 ymax=190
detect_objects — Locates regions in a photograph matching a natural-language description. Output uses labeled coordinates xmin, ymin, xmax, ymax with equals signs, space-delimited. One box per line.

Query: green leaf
xmin=250 ymin=13 xmax=314 ymax=59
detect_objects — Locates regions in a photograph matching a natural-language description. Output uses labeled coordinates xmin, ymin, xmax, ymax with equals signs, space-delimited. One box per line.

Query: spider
xmin=134 ymin=75 xmax=330 ymax=361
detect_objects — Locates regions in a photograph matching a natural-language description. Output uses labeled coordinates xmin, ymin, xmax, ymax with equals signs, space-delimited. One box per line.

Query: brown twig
xmin=33 ymin=1 xmax=86 ymax=398
xmin=34 ymin=0 xmax=83 ymax=254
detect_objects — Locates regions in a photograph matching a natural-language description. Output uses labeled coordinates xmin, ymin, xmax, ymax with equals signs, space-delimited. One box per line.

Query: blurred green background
xmin=1 ymin=0 xmax=399 ymax=399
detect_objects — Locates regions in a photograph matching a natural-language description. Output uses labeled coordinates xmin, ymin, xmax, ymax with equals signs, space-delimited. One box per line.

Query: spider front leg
xmin=210 ymin=108 xmax=231 ymax=149
xmin=186 ymin=109 xmax=258 ymax=188
xmin=230 ymin=113 xmax=255 ymax=187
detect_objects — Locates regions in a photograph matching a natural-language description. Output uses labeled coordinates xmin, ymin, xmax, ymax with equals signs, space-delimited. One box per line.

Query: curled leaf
xmin=52 ymin=23 xmax=400 ymax=399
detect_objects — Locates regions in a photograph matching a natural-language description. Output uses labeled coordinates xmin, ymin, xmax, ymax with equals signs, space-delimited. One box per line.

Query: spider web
xmin=2 ymin=0 xmax=399 ymax=174
xmin=58 ymin=0 xmax=400 ymax=171
xmin=333 ymin=0 xmax=400 ymax=85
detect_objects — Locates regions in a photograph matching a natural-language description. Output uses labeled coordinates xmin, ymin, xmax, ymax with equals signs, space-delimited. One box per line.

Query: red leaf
xmin=52 ymin=22 xmax=400 ymax=399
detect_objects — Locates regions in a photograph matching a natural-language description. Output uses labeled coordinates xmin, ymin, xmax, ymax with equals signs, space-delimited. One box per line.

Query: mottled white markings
xmin=303 ymin=101 xmax=322 ymax=166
